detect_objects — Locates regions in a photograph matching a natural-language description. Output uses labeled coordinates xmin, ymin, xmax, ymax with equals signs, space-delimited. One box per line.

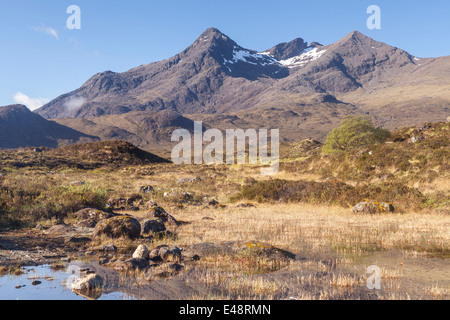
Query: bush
xmin=0 ymin=177 xmax=107 ymax=223
xmin=322 ymin=116 xmax=390 ymax=154
xmin=232 ymin=179 xmax=428 ymax=211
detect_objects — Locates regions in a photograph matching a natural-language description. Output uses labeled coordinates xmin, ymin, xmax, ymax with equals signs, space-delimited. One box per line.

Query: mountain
xmin=0 ymin=104 xmax=98 ymax=149
xmin=53 ymin=109 xmax=204 ymax=154
xmin=33 ymin=28 xmax=449 ymax=150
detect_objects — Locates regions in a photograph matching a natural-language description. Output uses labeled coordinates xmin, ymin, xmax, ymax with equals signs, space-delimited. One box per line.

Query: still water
xmin=0 ymin=264 xmax=136 ymax=300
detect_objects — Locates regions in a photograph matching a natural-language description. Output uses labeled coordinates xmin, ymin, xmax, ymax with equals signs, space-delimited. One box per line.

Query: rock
xmin=75 ymin=218 xmax=98 ymax=228
xmin=408 ymin=135 xmax=425 ymax=144
xmin=140 ymin=218 xmax=166 ymax=235
xmin=73 ymin=208 xmax=116 ymax=221
xmin=113 ymin=258 xmax=148 ymax=271
xmin=232 ymin=241 xmax=296 ymax=263
xmin=106 ymin=195 xmax=143 ymax=210
xmin=73 ymin=208 xmax=118 ymax=228
xmin=94 ymin=216 xmax=141 ymax=240
xmin=31 ymin=280 xmax=42 ymax=286
xmin=45 ymin=224 xmax=75 ymax=235
xmin=98 ymin=244 xmax=118 ymax=253
xmin=145 ymin=200 xmax=158 ymax=208
xmin=132 ymin=245 xmax=149 ymax=260
xmin=138 ymin=185 xmax=155 ymax=193
xmin=208 ymin=199 xmax=219 ymax=206
xmin=163 ymin=191 xmax=193 ymax=203
xmin=70 ymin=181 xmax=86 ymax=187
xmin=71 ymin=274 xmax=104 ymax=299
xmin=147 ymin=206 xmax=180 ymax=226
xmin=149 ymin=245 xmax=182 ymax=263
xmin=185 ymin=242 xmax=227 ymax=256
xmin=177 ymin=177 xmax=201 ymax=184
xmin=236 ymin=203 xmax=256 ymax=208
xmin=148 ymin=263 xmax=184 ymax=279
xmin=184 ymin=241 xmax=296 ymax=264
xmin=352 ymin=201 xmax=395 ymax=214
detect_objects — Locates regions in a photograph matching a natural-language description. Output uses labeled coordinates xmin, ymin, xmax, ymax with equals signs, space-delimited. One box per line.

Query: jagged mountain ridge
xmin=36 ymin=28 xmax=450 ymax=121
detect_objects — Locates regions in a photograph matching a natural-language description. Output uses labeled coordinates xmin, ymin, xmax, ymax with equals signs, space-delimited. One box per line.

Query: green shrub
xmin=322 ymin=115 xmax=390 ymax=154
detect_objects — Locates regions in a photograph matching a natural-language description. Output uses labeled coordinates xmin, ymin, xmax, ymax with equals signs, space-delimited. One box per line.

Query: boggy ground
xmin=0 ymin=159 xmax=448 ymax=300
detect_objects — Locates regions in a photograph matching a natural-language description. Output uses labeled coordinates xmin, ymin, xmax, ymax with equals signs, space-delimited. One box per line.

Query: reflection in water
xmin=0 ymin=262 xmax=136 ymax=300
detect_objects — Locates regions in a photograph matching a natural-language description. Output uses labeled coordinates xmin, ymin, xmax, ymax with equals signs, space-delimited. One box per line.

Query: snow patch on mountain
xmin=279 ymin=47 xmax=326 ymax=68
xmin=223 ymin=46 xmax=279 ymax=68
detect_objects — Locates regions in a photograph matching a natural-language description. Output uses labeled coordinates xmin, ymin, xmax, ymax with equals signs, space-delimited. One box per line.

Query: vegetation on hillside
xmin=238 ymin=121 xmax=449 ymax=212
xmin=322 ymin=115 xmax=390 ymax=154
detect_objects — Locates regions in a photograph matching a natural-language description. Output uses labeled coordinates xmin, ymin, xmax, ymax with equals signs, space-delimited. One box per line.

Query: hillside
xmin=0 ymin=140 xmax=170 ymax=170
xmin=265 ymin=121 xmax=449 ymax=211
xmin=0 ymin=104 xmax=98 ymax=149
xmin=35 ymin=28 xmax=449 ymax=127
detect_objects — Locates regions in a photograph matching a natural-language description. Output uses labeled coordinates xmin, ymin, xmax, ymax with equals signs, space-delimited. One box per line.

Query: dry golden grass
xmin=1 ymin=159 xmax=449 ymax=300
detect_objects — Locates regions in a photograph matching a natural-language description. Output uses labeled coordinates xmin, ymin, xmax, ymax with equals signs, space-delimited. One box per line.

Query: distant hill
xmin=0 ymin=104 xmax=98 ymax=149
xmin=0 ymin=140 xmax=170 ymax=169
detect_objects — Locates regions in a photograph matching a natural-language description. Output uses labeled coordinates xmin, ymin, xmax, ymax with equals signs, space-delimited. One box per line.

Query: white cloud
xmin=13 ymin=92 xmax=50 ymax=111
xmin=64 ymin=96 xmax=86 ymax=112
xmin=32 ymin=25 xmax=59 ymax=40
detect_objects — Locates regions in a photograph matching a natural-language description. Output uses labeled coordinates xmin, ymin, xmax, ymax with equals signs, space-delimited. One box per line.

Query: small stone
xmin=132 ymin=245 xmax=150 ymax=260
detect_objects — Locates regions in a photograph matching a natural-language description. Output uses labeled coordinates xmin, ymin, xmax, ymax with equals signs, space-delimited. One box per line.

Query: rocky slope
xmin=35 ymin=28 xmax=449 ymax=123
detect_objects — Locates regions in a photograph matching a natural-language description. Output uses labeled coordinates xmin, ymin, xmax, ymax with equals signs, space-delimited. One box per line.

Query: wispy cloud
xmin=13 ymin=92 xmax=49 ymax=111
xmin=31 ymin=25 xmax=59 ymax=40
xmin=64 ymin=96 xmax=86 ymax=112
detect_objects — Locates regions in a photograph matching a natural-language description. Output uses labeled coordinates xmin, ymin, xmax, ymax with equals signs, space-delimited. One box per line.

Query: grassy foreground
xmin=0 ymin=122 xmax=448 ymax=300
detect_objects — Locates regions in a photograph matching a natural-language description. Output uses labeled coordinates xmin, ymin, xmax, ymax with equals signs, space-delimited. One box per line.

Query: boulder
xmin=236 ymin=203 xmax=256 ymax=208
xmin=138 ymin=185 xmax=155 ymax=193
xmin=106 ymin=195 xmax=142 ymax=210
xmin=113 ymin=258 xmax=148 ymax=271
xmin=163 ymin=191 xmax=193 ymax=203
xmin=71 ymin=274 xmax=104 ymax=299
xmin=45 ymin=224 xmax=75 ymax=235
xmin=98 ymin=244 xmax=118 ymax=253
xmin=70 ymin=181 xmax=86 ymax=187
xmin=132 ymin=245 xmax=149 ymax=260
xmin=73 ymin=208 xmax=116 ymax=221
xmin=140 ymin=218 xmax=166 ymax=235
xmin=177 ymin=177 xmax=201 ymax=184
xmin=208 ymin=199 xmax=219 ymax=206
xmin=184 ymin=241 xmax=296 ymax=264
xmin=73 ymin=208 xmax=118 ymax=228
xmin=149 ymin=245 xmax=182 ymax=263
xmin=232 ymin=241 xmax=296 ymax=263
xmin=94 ymin=216 xmax=141 ymax=239
xmin=147 ymin=206 xmax=180 ymax=226
xmin=148 ymin=263 xmax=184 ymax=279
xmin=352 ymin=201 xmax=395 ymax=214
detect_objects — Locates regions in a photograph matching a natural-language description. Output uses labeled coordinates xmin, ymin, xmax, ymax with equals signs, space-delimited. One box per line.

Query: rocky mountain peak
xmin=265 ymin=38 xmax=309 ymax=60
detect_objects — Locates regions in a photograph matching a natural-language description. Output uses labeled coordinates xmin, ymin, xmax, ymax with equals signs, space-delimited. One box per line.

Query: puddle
xmin=352 ymin=250 xmax=450 ymax=297
xmin=0 ymin=263 xmax=137 ymax=300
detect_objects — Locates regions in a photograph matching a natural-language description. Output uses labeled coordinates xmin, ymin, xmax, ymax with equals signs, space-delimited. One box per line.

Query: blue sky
xmin=0 ymin=0 xmax=449 ymax=109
